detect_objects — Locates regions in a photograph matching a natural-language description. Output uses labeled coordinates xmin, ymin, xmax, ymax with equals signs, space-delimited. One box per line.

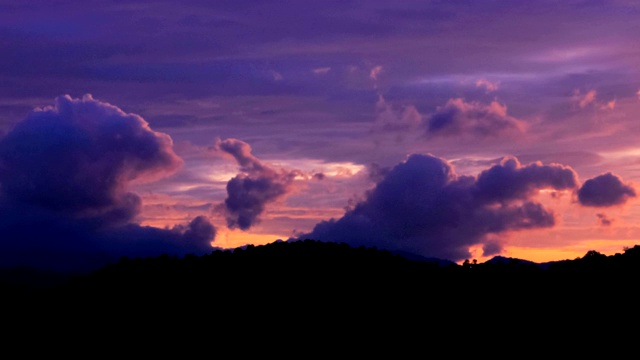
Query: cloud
xmin=295 ymin=153 xmax=579 ymax=262
xmin=370 ymin=65 xmax=383 ymax=81
xmin=0 ymin=94 xmax=182 ymax=221
xmin=270 ymin=70 xmax=283 ymax=81
xmin=371 ymin=95 xmax=422 ymax=133
xmin=214 ymin=138 xmax=299 ymax=230
xmin=370 ymin=65 xmax=383 ymax=89
xmin=572 ymin=89 xmax=597 ymax=108
xmin=596 ymin=213 xmax=613 ymax=226
xmin=475 ymin=79 xmax=499 ymax=92
xmin=571 ymin=89 xmax=617 ymax=111
xmin=312 ymin=67 xmax=331 ymax=75
xmin=474 ymin=156 xmax=579 ymax=203
xmin=600 ymin=99 xmax=616 ymax=110
xmin=425 ymin=98 xmax=526 ymax=138
xmin=171 ymin=215 xmax=217 ymax=246
xmin=0 ymin=95 xmax=216 ymax=272
xmin=577 ymin=172 xmax=636 ymax=207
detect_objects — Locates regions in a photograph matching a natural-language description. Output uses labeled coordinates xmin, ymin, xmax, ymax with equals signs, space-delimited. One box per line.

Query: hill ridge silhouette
xmin=4 ymin=239 xmax=640 ymax=335
xmin=3 ymin=239 xmax=640 ymax=293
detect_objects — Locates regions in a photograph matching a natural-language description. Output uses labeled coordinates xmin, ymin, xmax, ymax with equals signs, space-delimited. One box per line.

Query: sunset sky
xmin=1 ymin=0 xmax=640 ymax=272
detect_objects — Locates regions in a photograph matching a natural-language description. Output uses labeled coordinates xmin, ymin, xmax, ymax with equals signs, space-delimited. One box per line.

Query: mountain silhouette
xmin=3 ymin=239 xmax=640 ymax=338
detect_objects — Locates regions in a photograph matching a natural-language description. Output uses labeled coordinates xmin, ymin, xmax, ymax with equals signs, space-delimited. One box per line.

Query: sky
xmin=1 ymin=0 xmax=640 ymax=272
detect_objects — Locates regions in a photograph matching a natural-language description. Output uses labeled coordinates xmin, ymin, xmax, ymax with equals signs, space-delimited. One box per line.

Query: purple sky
xmin=1 ymin=0 xmax=640 ymax=271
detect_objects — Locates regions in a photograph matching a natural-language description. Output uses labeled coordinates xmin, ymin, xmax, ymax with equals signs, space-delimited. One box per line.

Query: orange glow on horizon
xmin=211 ymin=229 xmax=285 ymax=250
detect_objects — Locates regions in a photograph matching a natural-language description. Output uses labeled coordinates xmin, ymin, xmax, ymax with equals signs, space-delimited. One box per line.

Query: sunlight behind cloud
xmin=271 ymin=159 xmax=366 ymax=178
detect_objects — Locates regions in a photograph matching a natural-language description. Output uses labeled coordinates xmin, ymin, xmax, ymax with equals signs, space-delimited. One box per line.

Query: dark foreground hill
xmin=4 ymin=239 xmax=640 ymax=339
xmin=6 ymin=239 xmax=640 ymax=300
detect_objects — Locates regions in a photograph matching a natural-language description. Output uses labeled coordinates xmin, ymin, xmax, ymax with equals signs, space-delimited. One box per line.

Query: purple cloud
xmin=474 ymin=156 xmax=579 ymax=203
xmin=578 ymin=172 xmax=636 ymax=207
xmin=0 ymin=95 xmax=216 ymax=272
xmin=171 ymin=215 xmax=217 ymax=246
xmin=0 ymin=94 xmax=182 ymax=222
xmin=296 ymin=153 xmax=579 ymax=262
xmin=425 ymin=98 xmax=526 ymax=138
xmin=215 ymin=138 xmax=299 ymax=230
xmin=596 ymin=213 xmax=613 ymax=226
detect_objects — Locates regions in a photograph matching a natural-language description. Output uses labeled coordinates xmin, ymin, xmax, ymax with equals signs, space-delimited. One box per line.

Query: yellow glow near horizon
xmin=212 ymin=228 xmax=286 ymax=250
xmin=503 ymin=239 xmax=638 ymax=263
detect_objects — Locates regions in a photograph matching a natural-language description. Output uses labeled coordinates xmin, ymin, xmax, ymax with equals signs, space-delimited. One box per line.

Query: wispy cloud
xmin=475 ymin=79 xmax=499 ymax=92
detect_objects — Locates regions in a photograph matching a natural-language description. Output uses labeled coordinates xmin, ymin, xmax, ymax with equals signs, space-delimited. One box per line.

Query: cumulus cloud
xmin=425 ymin=98 xmax=526 ymax=138
xmin=0 ymin=95 xmax=216 ymax=272
xmin=0 ymin=94 xmax=182 ymax=222
xmin=577 ymin=172 xmax=636 ymax=207
xmin=474 ymin=156 xmax=578 ymax=202
xmin=214 ymin=138 xmax=299 ymax=230
xmin=295 ymin=153 xmax=579 ymax=262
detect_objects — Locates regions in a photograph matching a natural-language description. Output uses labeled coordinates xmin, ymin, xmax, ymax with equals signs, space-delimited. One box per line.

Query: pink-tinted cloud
xmin=600 ymin=99 xmax=616 ymax=110
xmin=370 ymin=65 xmax=383 ymax=81
xmin=312 ymin=67 xmax=331 ymax=75
xmin=475 ymin=79 xmax=499 ymax=92
xmin=371 ymin=95 xmax=422 ymax=133
xmin=572 ymin=89 xmax=597 ymax=108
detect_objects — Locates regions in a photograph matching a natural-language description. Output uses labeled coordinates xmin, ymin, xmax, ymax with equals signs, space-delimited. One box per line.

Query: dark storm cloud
xmin=214 ymin=138 xmax=298 ymax=230
xmin=297 ymin=153 xmax=579 ymax=262
xmin=578 ymin=172 xmax=636 ymax=207
xmin=425 ymin=98 xmax=526 ymax=138
xmin=0 ymin=95 xmax=216 ymax=272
